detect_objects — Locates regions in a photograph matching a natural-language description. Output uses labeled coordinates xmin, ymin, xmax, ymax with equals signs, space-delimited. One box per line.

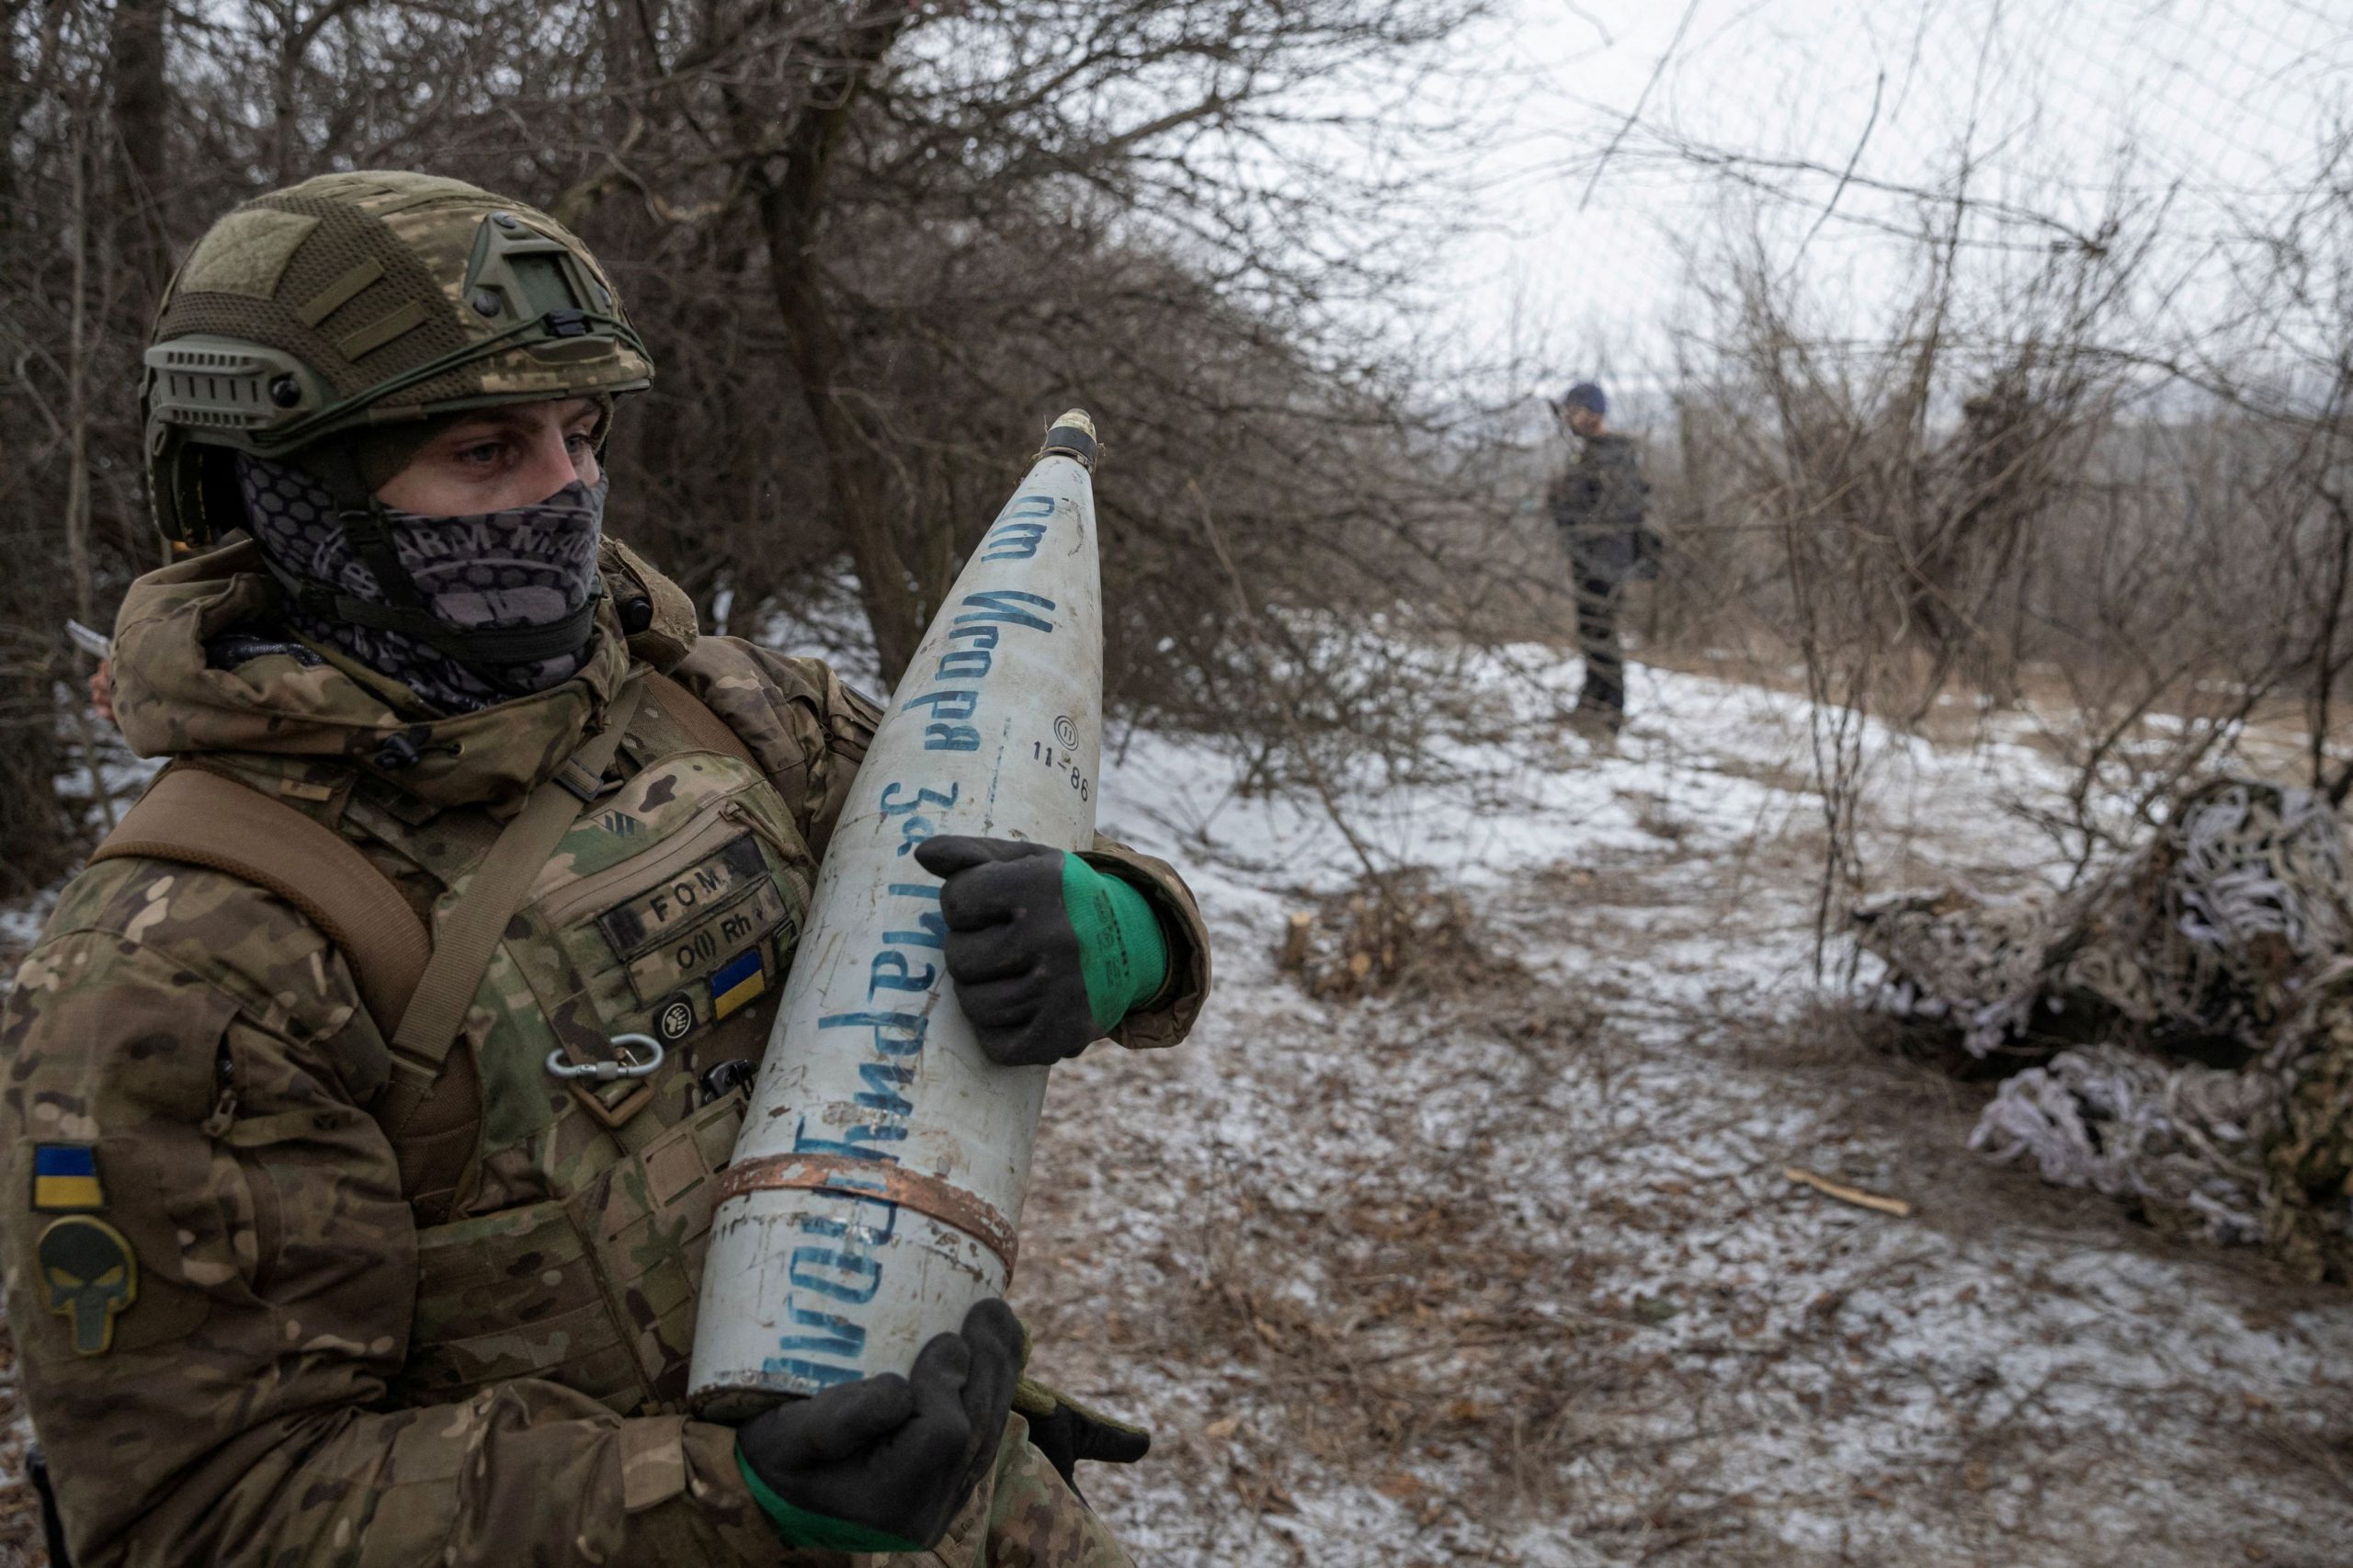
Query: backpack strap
xmin=639 ymin=669 xmax=756 ymax=767
xmin=87 ymin=671 xmax=757 ymax=1208
xmin=375 ymin=680 xmax=645 ymax=1137
xmin=91 ymin=765 xmax=430 ymax=1029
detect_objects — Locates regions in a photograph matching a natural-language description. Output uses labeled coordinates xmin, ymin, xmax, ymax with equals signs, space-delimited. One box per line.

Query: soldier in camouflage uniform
xmin=0 ymin=172 xmax=1210 ymax=1566
xmin=1546 ymin=381 xmax=1656 ymax=730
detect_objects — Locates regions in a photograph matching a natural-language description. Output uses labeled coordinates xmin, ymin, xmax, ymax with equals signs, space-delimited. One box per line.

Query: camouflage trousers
xmin=340 ymin=1390 xmax=1132 ymax=1568
xmin=934 ymin=1415 xmax=1134 ymax=1568
xmin=1572 ymin=573 xmax=1626 ymax=718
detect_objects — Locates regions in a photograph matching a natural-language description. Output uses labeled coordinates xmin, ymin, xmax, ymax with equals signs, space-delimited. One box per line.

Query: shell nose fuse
xmin=688 ymin=411 xmax=1105 ymax=1418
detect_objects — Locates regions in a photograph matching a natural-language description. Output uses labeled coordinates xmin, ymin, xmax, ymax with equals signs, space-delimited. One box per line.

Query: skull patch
xmin=38 ymin=1216 xmax=137 ymax=1356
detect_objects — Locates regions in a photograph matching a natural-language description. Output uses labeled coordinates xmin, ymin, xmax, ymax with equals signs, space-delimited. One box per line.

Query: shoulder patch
xmin=709 ymin=948 xmax=767 ymax=1020
xmin=32 ymin=1144 xmax=106 ymax=1212
xmin=38 ymin=1216 xmax=138 ymax=1356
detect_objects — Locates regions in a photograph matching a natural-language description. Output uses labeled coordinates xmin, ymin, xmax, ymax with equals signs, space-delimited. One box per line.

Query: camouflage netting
xmin=1851 ymin=778 xmax=2353 ymax=1280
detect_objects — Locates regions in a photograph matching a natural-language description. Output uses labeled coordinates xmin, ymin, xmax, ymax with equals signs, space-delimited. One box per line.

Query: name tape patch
xmin=625 ymin=881 xmax=792 ymax=1006
xmin=597 ymin=835 xmax=767 ymax=959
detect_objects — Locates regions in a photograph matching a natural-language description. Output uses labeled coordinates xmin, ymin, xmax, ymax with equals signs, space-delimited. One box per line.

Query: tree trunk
xmin=752 ymin=6 xmax=924 ymax=680
xmin=107 ymin=0 xmax=168 ymax=298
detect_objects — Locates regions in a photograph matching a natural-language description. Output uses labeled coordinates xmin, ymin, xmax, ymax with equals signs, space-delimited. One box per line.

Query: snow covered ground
xmin=1013 ymin=651 xmax=2353 ymax=1566
xmin=1 ymin=645 xmax=2346 ymax=1565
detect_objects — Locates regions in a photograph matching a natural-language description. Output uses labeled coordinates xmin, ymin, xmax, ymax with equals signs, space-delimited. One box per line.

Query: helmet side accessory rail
xmin=147 ymin=308 xmax=650 ymax=458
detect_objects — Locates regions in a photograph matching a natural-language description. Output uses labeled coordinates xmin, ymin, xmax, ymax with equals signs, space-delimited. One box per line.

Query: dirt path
xmin=1016 ymin=670 xmax=2353 ymax=1565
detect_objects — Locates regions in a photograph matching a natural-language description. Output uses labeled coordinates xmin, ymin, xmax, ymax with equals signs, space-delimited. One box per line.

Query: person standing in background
xmin=1546 ymin=381 xmax=1656 ymax=730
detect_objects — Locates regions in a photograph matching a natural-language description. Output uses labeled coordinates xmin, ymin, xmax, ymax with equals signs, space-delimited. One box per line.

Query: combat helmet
xmin=142 ymin=171 xmax=653 ymax=664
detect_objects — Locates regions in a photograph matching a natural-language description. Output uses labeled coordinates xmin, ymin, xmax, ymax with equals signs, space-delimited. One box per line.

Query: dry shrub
xmin=1274 ymin=869 xmax=1527 ymax=1003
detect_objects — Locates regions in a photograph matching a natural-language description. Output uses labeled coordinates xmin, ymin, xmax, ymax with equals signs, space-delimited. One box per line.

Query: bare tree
xmin=0 ymin=0 xmax=1497 ymax=886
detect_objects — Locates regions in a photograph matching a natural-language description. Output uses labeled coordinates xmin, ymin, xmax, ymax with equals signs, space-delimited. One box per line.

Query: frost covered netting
xmin=1847 ymin=891 xmax=2054 ymax=1054
xmin=1855 ymin=779 xmax=2350 ymax=1053
xmin=1965 ymin=1043 xmax=2273 ymax=1244
xmin=1853 ymin=779 xmax=2353 ymax=1278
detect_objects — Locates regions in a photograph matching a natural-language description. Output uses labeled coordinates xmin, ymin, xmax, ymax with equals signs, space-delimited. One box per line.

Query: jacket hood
xmin=110 ymin=535 xmax=699 ymax=809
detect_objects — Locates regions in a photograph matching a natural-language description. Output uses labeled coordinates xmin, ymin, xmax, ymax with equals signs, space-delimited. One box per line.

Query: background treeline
xmin=1628 ymin=155 xmax=2353 ymax=910
xmin=1 ymin=0 xmax=1507 ymax=893
xmin=8 ymin=0 xmax=2353 ymax=918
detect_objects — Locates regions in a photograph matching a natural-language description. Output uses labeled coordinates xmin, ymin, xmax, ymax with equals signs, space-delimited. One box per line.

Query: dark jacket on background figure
xmin=1547 ymin=432 xmax=1656 ymax=585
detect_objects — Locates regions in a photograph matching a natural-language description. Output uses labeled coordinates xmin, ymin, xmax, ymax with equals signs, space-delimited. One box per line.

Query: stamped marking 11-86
xmin=1031 ymin=736 xmax=1089 ymax=802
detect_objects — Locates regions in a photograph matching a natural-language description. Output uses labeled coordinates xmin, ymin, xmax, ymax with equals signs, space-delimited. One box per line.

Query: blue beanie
xmin=1562 ymin=381 xmax=1608 ymax=415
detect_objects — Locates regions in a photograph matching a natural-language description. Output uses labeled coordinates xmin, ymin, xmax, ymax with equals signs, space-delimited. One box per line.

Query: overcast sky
xmin=1440 ymin=0 xmax=2353 ymax=408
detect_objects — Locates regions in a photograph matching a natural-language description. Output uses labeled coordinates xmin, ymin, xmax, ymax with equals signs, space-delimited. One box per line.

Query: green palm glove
xmin=912 ymin=836 xmax=1171 ymax=1065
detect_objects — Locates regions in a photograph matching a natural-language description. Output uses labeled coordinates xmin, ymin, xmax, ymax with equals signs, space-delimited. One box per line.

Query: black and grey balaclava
xmin=233 ymin=453 xmax=607 ymax=714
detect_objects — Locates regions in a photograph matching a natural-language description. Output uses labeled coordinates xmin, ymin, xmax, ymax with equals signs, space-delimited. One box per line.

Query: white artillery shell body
xmin=689 ymin=429 xmax=1102 ymax=1415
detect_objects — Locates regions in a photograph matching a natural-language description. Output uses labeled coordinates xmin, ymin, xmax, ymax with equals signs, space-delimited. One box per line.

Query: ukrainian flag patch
xmin=32 ymin=1145 xmax=105 ymax=1213
xmin=709 ymin=949 xmax=767 ymax=1020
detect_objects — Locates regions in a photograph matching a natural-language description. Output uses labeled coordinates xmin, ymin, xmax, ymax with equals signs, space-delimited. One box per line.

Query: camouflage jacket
xmin=0 ymin=539 xmax=1208 ymax=1567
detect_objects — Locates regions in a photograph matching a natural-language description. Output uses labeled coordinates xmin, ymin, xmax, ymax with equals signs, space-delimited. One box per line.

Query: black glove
xmin=913 ymin=835 xmax=1170 ymax=1067
xmin=735 ymin=1299 xmax=1021 ymax=1552
xmin=1013 ymin=1378 xmax=1153 ymax=1498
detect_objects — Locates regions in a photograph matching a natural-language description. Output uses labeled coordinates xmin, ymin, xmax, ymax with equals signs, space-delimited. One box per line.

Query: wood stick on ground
xmin=1782 ymin=1165 xmax=1914 ymax=1218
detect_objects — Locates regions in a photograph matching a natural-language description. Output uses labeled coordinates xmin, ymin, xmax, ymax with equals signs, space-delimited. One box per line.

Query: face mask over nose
xmin=235 ymin=452 xmax=608 ymax=714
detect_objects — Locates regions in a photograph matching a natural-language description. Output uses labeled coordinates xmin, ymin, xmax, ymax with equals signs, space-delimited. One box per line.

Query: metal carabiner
xmin=545 ymin=1032 xmax=666 ymax=1083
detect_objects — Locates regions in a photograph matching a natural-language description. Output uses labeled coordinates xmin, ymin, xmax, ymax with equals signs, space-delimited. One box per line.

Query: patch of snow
xmin=1014 ymin=646 xmax=2353 ymax=1565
